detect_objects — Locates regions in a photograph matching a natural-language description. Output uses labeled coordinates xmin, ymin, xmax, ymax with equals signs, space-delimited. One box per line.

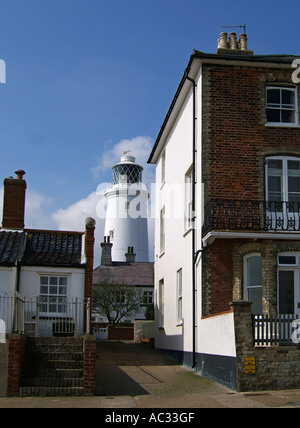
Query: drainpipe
xmin=185 ymin=73 xmax=198 ymax=369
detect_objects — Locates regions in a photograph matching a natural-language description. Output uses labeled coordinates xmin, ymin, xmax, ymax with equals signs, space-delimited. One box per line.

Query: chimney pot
xmin=217 ymin=32 xmax=228 ymax=50
xmin=239 ymin=33 xmax=248 ymax=50
xmin=229 ymin=32 xmax=238 ymax=49
xmin=15 ymin=170 xmax=26 ymax=180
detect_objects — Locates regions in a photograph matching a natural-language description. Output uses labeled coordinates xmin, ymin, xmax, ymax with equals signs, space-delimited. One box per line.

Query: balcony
xmin=204 ymin=199 xmax=300 ymax=234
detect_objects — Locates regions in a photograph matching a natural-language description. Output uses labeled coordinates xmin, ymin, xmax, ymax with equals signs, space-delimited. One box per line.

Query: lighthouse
xmin=103 ymin=153 xmax=149 ymax=262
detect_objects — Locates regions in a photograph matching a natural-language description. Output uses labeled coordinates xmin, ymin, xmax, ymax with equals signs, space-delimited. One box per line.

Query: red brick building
xmin=149 ymin=32 xmax=300 ymax=391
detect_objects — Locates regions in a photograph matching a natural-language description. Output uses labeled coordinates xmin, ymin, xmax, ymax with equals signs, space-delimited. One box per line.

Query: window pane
xmin=268 ymin=160 xmax=283 ymax=201
xmin=40 ymin=286 xmax=48 ymax=295
xmin=268 ymin=160 xmax=283 ymax=170
xmin=59 ymin=286 xmax=67 ymax=295
xmin=40 ymin=276 xmax=48 ymax=285
xmin=282 ymin=89 xmax=295 ymax=106
xmin=247 ymin=256 xmax=262 ymax=286
xmin=59 ymin=277 xmax=67 ymax=286
xmin=278 ymin=256 xmax=297 ymax=265
xmin=282 ymin=109 xmax=295 ymax=123
xmin=279 ymin=271 xmax=294 ymax=314
xmin=288 ymin=177 xmax=300 ymax=193
xmin=49 ymin=286 xmax=58 ymax=295
xmin=268 ymin=176 xmax=282 ymax=193
xmin=267 ymin=89 xmax=280 ymax=104
xmin=266 ymin=109 xmax=280 ymax=122
xmin=50 ymin=277 xmax=58 ymax=286
xmin=248 ymin=288 xmax=262 ymax=314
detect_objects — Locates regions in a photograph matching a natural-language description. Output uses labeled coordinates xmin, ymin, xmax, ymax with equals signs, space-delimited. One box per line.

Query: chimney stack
xmin=2 ymin=170 xmax=27 ymax=230
xmin=101 ymin=236 xmax=113 ymax=266
xmin=217 ymin=32 xmax=253 ymax=55
xmin=125 ymin=246 xmax=136 ymax=263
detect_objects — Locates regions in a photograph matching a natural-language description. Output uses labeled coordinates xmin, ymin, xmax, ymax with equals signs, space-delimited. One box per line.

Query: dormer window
xmin=266 ymin=86 xmax=298 ymax=126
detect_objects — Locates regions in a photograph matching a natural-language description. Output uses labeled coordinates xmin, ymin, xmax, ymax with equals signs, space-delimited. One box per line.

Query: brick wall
xmin=201 ymin=62 xmax=300 ymax=318
xmin=108 ymin=326 xmax=134 ymax=341
xmin=83 ymin=335 xmax=96 ymax=396
xmin=202 ymin=240 xmax=234 ymax=316
xmin=202 ymin=64 xmax=300 ymax=204
xmin=7 ymin=334 xmax=27 ymax=397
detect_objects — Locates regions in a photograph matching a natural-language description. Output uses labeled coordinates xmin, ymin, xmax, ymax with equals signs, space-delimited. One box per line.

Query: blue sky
xmin=0 ymin=0 xmax=299 ymax=259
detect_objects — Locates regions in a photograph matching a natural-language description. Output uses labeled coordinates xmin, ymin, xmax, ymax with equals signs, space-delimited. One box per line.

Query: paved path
xmin=1 ymin=340 xmax=300 ymax=408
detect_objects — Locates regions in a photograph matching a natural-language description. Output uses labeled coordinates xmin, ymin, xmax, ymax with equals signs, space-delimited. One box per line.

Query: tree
xmin=93 ymin=280 xmax=143 ymax=325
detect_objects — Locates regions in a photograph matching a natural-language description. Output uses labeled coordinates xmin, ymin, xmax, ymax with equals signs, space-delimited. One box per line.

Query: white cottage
xmin=0 ymin=170 xmax=95 ymax=337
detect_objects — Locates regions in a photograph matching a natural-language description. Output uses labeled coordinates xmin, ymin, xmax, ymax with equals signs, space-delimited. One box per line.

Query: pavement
xmin=1 ymin=340 xmax=300 ymax=408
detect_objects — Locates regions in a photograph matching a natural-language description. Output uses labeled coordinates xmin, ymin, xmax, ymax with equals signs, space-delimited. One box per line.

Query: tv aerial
xmin=221 ymin=24 xmax=247 ymax=33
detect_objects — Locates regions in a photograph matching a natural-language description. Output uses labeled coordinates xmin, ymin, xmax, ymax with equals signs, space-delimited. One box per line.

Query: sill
xmin=265 ymin=123 xmax=300 ymax=128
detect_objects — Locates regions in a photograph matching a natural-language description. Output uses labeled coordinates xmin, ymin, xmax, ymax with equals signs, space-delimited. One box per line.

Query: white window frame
xmin=39 ymin=274 xmax=68 ymax=315
xmin=160 ymin=206 xmax=165 ymax=255
xmin=266 ymin=156 xmax=300 ymax=203
xmin=161 ymin=150 xmax=166 ymax=186
xmin=177 ymin=269 xmax=183 ymax=326
xmin=158 ymin=279 xmax=164 ymax=328
xmin=266 ymin=86 xmax=299 ymax=127
xmin=277 ymin=253 xmax=300 ymax=315
xmin=185 ymin=167 xmax=194 ymax=231
xmin=143 ymin=290 xmax=154 ymax=305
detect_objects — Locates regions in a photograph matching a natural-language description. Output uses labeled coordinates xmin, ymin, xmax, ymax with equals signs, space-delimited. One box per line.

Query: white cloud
xmin=0 ymin=187 xmax=55 ymax=230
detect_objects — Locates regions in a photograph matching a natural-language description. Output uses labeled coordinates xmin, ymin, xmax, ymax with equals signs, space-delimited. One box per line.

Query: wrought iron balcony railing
xmin=203 ymin=199 xmax=300 ymax=234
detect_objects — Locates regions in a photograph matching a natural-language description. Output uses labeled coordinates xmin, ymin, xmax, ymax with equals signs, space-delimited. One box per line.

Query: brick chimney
xmin=101 ymin=236 xmax=113 ymax=266
xmin=125 ymin=246 xmax=136 ymax=263
xmin=2 ymin=170 xmax=27 ymax=230
xmin=217 ymin=32 xmax=254 ymax=55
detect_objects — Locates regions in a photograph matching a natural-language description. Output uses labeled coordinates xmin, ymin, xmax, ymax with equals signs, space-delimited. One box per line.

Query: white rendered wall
xmin=0 ymin=267 xmax=17 ymax=294
xmin=154 ymin=84 xmax=195 ymax=354
xmin=19 ymin=266 xmax=85 ymax=300
xmin=154 ymin=64 xmax=237 ymax=361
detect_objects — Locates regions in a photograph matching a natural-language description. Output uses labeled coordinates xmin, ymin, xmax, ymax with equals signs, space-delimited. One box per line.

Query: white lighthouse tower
xmin=103 ymin=153 xmax=149 ymax=262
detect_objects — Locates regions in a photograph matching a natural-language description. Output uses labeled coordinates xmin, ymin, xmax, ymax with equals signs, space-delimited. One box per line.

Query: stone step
xmin=21 ymin=368 xmax=83 ymax=379
xmin=20 ymin=377 xmax=84 ymax=388
xmin=22 ymin=359 xmax=83 ymax=370
xmin=19 ymin=336 xmax=91 ymax=398
xmin=19 ymin=386 xmax=84 ymax=397
xmin=23 ymin=351 xmax=84 ymax=362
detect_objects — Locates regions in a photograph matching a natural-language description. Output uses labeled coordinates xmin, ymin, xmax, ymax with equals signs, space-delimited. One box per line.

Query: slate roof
xmin=0 ymin=231 xmax=26 ymax=266
xmin=21 ymin=230 xmax=84 ymax=267
xmin=93 ymin=262 xmax=154 ymax=288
